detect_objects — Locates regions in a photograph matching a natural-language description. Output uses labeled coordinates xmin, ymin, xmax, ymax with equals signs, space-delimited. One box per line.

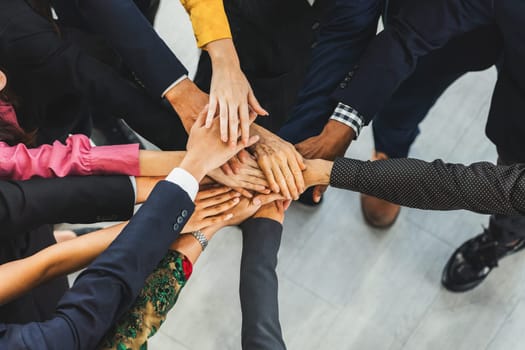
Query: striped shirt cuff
xmin=330 ymin=102 xmax=364 ymax=138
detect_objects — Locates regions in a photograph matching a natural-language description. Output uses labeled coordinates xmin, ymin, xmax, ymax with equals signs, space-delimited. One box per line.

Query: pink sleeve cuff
xmin=88 ymin=143 xmax=141 ymax=176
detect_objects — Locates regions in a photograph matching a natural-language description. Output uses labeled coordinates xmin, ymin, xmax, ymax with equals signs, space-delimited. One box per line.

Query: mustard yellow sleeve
xmin=179 ymin=0 xmax=232 ymax=48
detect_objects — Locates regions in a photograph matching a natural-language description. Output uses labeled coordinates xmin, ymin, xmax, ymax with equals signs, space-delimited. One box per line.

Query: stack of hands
xmin=178 ymin=105 xmax=334 ymax=242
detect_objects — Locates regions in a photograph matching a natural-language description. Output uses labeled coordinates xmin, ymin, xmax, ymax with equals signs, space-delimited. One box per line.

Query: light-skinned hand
xmin=180 ymin=107 xmax=260 ymax=181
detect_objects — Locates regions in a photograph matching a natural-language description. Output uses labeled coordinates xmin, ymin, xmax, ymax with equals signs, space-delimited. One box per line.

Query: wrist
xmin=322 ymin=120 xmax=355 ymax=142
xmin=179 ymin=158 xmax=207 ymax=183
xmin=164 ymin=78 xmax=192 ymax=105
xmin=206 ymin=39 xmax=240 ymax=66
xmin=303 ymin=159 xmax=333 ymax=187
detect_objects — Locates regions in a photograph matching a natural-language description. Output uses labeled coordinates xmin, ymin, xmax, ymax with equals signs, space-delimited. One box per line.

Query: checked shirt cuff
xmin=330 ymin=102 xmax=364 ymax=138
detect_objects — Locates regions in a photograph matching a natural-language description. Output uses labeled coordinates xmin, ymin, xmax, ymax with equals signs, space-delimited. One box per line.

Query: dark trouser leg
xmin=372 ymin=25 xmax=502 ymax=158
xmin=239 ymin=218 xmax=286 ymax=350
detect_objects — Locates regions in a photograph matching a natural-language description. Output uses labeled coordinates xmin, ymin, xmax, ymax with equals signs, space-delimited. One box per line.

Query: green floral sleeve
xmin=99 ymin=250 xmax=189 ymax=350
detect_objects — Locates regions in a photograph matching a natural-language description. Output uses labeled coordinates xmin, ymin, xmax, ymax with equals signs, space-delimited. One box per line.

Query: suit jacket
xmin=51 ymin=0 xmax=187 ymax=97
xmin=0 ymin=175 xmax=135 ymax=324
xmin=0 ymin=0 xmax=183 ymax=149
xmin=51 ymin=0 xmax=232 ymax=97
xmin=330 ymin=157 xmax=525 ymax=216
xmin=195 ymin=0 xmax=323 ymax=132
xmin=332 ymin=0 xmax=525 ymax=162
xmin=0 ymin=181 xmax=194 ymax=350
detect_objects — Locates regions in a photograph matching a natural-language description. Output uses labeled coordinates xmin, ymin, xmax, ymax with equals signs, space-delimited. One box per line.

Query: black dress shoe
xmin=442 ymin=229 xmax=525 ymax=292
xmin=297 ymin=187 xmax=324 ymax=206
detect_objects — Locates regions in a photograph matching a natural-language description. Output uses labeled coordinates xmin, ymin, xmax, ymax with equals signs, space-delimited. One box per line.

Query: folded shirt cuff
xmin=88 ymin=143 xmax=140 ymax=176
xmin=165 ymin=167 xmax=199 ymax=201
xmin=330 ymin=102 xmax=365 ymax=139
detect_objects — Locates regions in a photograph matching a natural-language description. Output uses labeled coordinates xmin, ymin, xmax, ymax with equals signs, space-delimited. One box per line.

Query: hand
xmin=222 ymin=193 xmax=286 ymax=226
xmin=182 ymin=186 xmax=241 ymax=233
xmin=250 ymin=125 xmax=306 ymax=200
xmin=208 ymin=150 xmax=270 ymax=198
xmin=164 ymin=78 xmax=209 ymax=133
xmin=295 ymin=120 xmax=355 ymax=203
xmin=205 ymin=39 xmax=268 ymax=146
xmin=181 ymin=108 xmax=260 ymax=181
xmin=253 ymin=200 xmax=286 ymax=224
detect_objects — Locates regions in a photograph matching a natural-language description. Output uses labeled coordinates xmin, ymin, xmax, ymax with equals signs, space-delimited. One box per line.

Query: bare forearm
xmin=0 ymin=223 xmax=125 ymax=305
xmin=138 ymin=150 xmax=186 ymax=176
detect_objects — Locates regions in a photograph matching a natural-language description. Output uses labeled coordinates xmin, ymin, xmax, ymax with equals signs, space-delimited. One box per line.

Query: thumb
xmin=195 ymin=105 xmax=209 ymax=127
xmin=235 ymin=135 xmax=259 ymax=153
xmin=252 ymin=193 xmax=286 ymax=206
xmin=248 ymin=90 xmax=269 ymax=116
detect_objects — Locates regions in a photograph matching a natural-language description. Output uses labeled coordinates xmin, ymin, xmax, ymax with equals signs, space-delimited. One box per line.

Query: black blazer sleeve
xmin=330 ymin=157 xmax=525 ymax=216
xmin=0 ymin=181 xmax=195 ymax=350
xmin=331 ymin=0 xmax=495 ymax=123
xmin=0 ymin=0 xmax=177 ymax=134
xmin=51 ymin=0 xmax=188 ymax=97
xmin=0 ymin=176 xmax=135 ymax=241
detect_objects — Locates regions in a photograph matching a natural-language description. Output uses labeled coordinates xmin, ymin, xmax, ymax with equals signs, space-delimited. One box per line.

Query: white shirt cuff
xmin=161 ymin=75 xmax=188 ymax=98
xmin=165 ymin=168 xmax=199 ymax=201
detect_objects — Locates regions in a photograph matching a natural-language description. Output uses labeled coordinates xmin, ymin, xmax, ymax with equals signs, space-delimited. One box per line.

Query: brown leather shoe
xmin=360 ymin=151 xmax=401 ymax=228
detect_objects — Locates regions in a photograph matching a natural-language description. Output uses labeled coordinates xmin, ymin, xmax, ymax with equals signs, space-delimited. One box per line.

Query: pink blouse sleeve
xmin=0 ymin=134 xmax=140 ymax=180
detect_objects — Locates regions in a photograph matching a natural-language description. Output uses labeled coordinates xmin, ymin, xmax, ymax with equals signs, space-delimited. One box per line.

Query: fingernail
xmin=225 ymin=213 xmax=233 ymax=220
xmin=233 ymin=197 xmax=240 ymax=203
xmin=253 ymin=198 xmax=261 ymax=206
xmin=234 ymin=192 xmax=241 ymax=197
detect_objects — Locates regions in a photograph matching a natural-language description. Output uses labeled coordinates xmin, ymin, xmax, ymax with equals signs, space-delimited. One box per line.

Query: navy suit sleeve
xmin=332 ymin=0 xmax=495 ymax=124
xmin=52 ymin=0 xmax=188 ymax=97
xmin=0 ymin=181 xmax=195 ymax=350
xmin=0 ymin=176 xmax=134 ymax=241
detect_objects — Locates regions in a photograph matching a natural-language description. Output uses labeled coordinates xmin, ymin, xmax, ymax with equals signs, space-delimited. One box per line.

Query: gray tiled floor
xmin=122 ymin=2 xmax=525 ymax=349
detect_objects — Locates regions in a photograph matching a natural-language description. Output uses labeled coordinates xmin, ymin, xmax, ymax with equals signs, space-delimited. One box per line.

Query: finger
xmin=313 ymin=185 xmax=327 ymax=203
xmin=271 ymin=157 xmax=291 ymax=199
xmin=248 ymin=108 xmax=258 ymax=123
xmin=233 ymin=187 xmax=253 ymax=198
xmin=196 ymin=186 xmax=231 ymax=201
xmin=239 ymin=171 xmax=269 ymax=186
xmin=228 ymin=103 xmax=239 ymax=146
xmin=238 ymin=150 xmax=260 ymax=169
xmin=206 ymin=96 xmax=218 ymax=128
xmin=287 ymin=152 xmax=306 ymax=194
xmin=252 ymin=192 xmax=286 ymax=206
xmin=229 ymin=156 xmax=242 ymax=175
xmin=257 ymin=155 xmax=279 ymax=193
xmin=219 ymin=98 xmax=228 ymax=142
xmin=236 ymin=135 xmax=259 ymax=153
xmin=198 ymin=190 xmax=241 ymax=209
xmin=221 ymin=163 xmax=234 ymax=176
xmin=294 ymin=148 xmax=307 ymax=171
xmin=239 ymin=103 xmax=250 ymax=146
xmin=238 ymin=180 xmax=268 ymax=193
xmin=199 ymin=212 xmax=234 ymax=229
xmin=195 ymin=105 xmax=209 ymax=128
xmin=248 ymin=89 xmax=268 ymax=116
xmin=279 ymin=160 xmax=299 ymax=200
xmin=283 ymin=199 xmax=291 ymax=211
xmin=201 ymin=197 xmax=240 ymax=218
